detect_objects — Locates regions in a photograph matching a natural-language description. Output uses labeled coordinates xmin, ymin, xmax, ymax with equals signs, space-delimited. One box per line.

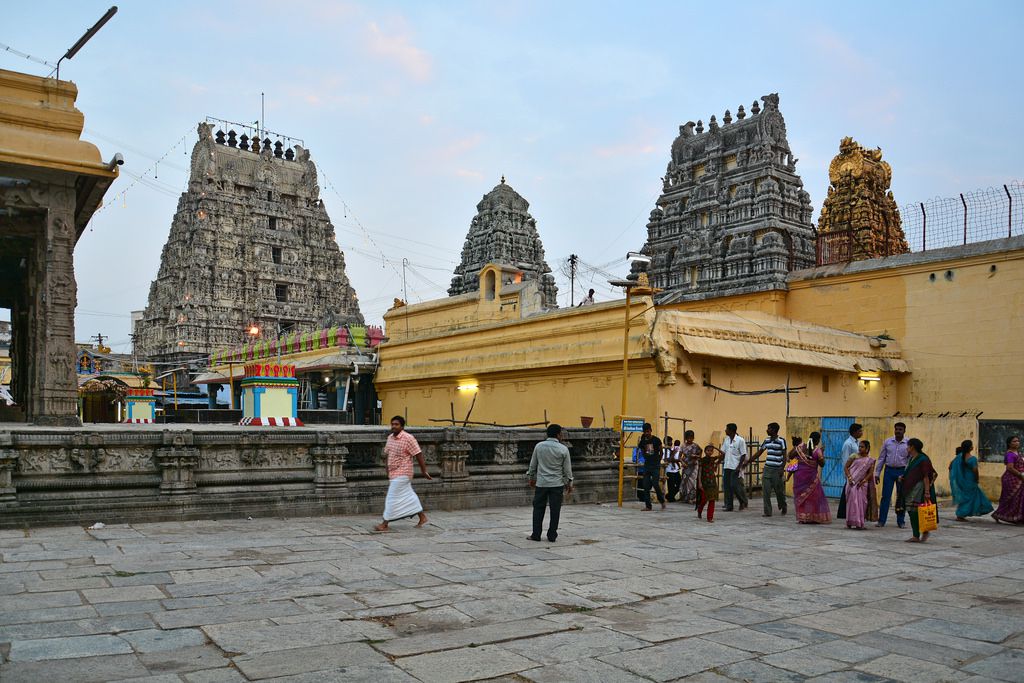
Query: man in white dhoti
xmin=375 ymin=416 xmax=432 ymax=532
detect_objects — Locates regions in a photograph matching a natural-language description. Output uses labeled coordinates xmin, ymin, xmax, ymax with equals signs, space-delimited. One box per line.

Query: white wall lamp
xmin=858 ymin=372 xmax=882 ymax=386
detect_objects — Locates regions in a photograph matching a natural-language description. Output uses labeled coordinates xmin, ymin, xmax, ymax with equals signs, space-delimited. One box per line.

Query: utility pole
xmin=90 ymin=333 xmax=106 ymax=349
xmin=129 ymin=333 xmax=138 ymax=372
xmin=569 ymin=254 xmax=579 ymax=306
xmin=402 ymin=258 xmax=409 ymax=335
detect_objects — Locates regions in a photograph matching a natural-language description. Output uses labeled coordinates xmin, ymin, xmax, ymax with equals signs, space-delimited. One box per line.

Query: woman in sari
xmin=992 ymin=435 xmax=1024 ymax=524
xmin=844 ymin=440 xmax=877 ymax=529
xmin=789 ymin=432 xmax=831 ymax=524
xmin=949 ymin=439 xmax=993 ymax=521
xmin=897 ymin=438 xmax=937 ymax=542
xmin=679 ymin=430 xmax=702 ymax=505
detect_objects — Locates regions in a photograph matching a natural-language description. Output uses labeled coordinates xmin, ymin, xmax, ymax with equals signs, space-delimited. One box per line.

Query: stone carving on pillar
xmin=311 ymin=434 xmax=348 ymax=493
xmin=0 ymin=434 xmax=17 ymax=504
xmin=155 ymin=431 xmax=199 ymax=495
xmin=440 ymin=429 xmax=471 ymax=481
xmin=817 ymin=137 xmax=909 ymax=261
xmin=493 ymin=433 xmax=518 ymax=465
xmin=239 ymin=433 xmax=271 ymax=467
xmin=69 ymin=433 xmax=106 ymax=473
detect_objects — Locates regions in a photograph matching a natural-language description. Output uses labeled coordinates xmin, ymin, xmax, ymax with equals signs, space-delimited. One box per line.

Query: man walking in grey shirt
xmin=527 ymin=423 xmax=574 ymax=542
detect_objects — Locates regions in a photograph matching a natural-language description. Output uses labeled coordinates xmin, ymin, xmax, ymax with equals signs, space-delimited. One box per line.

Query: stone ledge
xmin=0 ymin=425 xmax=618 ymax=527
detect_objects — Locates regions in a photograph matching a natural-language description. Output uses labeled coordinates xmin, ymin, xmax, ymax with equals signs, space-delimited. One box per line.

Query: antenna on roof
xmin=54 ymin=6 xmax=118 ymax=80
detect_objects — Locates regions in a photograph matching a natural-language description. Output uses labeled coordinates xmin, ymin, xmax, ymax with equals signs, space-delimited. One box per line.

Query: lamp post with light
xmin=609 ymin=251 xmax=658 ymax=507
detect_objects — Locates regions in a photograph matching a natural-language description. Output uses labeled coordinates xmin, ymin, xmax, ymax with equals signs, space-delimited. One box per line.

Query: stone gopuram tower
xmin=135 ymin=121 xmax=362 ymax=362
xmin=817 ymin=137 xmax=909 ymax=262
xmin=449 ymin=178 xmax=558 ymax=308
xmin=635 ymin=94 xmax=816 ymax=303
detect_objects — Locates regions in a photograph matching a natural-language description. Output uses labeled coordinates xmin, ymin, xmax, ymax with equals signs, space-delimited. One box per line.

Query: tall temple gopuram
xmin=634 ymin=93 xmax=816 ymax=302
xmin=135 ymin=121 xmax=362 ymax=361
xmin=817 ymin=137 xmax=909 ymax=262
xmin=449 ymin=178 xmax=558 ymax=308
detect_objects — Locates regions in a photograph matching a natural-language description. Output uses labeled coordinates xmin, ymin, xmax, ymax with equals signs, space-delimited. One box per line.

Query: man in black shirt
xmin=637 ymin=423 xmax=667 ymax=511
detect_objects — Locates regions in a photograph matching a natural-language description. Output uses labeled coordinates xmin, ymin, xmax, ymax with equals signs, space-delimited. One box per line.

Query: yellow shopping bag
xmin=918 ymin=502 xmax=938 ymax=533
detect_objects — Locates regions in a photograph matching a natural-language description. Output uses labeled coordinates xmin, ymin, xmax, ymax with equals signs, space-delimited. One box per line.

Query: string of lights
xmin=319 ymin=169 xmax=421 ymax=301
xmin=0 ymin=41 xmax=57 ymax=69
xmin=91 ymin=128 xmax=193 ymax=216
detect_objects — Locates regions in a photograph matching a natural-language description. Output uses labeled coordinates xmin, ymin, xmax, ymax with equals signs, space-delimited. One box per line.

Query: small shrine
xmin=817 ymin=137 xmax=910 ymax=262
xmin=238 ymin=363 xmax=303 ymax=426
xmin=123 ymin=388 xmax=157 ymax=423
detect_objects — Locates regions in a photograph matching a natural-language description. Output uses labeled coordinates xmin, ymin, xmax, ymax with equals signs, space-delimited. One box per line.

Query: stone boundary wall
xmin=0 ymin=426 xmax=618 ymax=528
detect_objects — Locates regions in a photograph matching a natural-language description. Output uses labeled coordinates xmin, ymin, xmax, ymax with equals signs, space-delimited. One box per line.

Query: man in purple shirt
xmin=874 ymin=422 xmax=909 ymax=528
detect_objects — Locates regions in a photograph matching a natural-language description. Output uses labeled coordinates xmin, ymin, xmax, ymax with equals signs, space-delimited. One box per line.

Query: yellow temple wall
xmin=378 ymin=295 xmax=899 ymax=443
xmin=787 ymin=243 xmax=1024 ymax=419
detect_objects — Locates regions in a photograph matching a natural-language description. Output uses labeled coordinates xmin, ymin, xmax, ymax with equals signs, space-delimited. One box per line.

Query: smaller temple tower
xmin=449 ymin=178 xmax=558 ymax=308
xmin=817 ymin=137 xmax=909 ymax=262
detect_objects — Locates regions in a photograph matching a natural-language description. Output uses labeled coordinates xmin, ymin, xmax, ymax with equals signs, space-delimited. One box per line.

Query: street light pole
xmin=610 ymin=252 xmax=656 ymax=508
xmin=618 ymin=285 xmax=632 ymax=507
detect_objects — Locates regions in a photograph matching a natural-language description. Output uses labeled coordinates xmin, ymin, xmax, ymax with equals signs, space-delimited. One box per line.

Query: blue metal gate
xmin=820 ymin=417 xmax=854 ymax=498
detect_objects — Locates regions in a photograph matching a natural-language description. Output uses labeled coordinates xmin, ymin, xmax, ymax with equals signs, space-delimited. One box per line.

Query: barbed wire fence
xmin=900 ymin=181 xmax=1023 ymax=252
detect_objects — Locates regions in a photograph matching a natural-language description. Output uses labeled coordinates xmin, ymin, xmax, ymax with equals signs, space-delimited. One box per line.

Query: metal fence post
xmin=920 ymin=202 xmax=927 ymax=251
xmin=960 ymin=193 xmax=968 ymax=245
xmin=1006 ymin=184 xmax=1013 ymax=238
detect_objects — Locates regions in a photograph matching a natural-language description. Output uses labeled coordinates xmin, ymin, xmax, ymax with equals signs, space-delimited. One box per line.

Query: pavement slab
xmin=395 ymin=643 xmax=535 ymax=683
xmin=0 ymin=498 xmax=1021 ymax=682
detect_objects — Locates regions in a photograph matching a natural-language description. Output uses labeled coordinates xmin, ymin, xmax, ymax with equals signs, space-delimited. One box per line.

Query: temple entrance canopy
xmin=0 ymin=68 xmax=118 ymax=424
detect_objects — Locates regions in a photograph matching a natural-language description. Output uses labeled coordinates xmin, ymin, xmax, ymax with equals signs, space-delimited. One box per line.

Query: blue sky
xmin=4 ymin=1 xmax=1022 ymax=352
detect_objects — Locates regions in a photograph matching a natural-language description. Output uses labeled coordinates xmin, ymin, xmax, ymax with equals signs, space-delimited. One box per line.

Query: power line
xmin=319 ymin=169 xmax=419 ymax=301
xmin=92 ymin=127 xmax=194 ymax=216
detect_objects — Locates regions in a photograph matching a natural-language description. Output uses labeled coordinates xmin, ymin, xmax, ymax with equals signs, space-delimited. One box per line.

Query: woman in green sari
xmin=898 ymin=438 xmax=938 ymax=543
xmin=949 ymin=439 xmax=994 ymax=521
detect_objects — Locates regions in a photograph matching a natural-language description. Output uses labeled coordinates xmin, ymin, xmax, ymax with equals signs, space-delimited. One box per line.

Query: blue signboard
xmin=620 ymin=419 xmax=645 ymax=433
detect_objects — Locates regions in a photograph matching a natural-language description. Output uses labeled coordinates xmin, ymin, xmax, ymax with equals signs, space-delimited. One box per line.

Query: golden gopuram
xmin=817 ymin=137 xmax=910 ymax=261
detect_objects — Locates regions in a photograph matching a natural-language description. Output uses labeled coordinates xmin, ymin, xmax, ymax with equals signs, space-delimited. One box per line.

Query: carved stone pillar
xmin=34 ymin=183 xmax=81 ymax=425
xmin=440 ymin=429 xmax=471 ymax=481
xmin=311 ymin=443 xmax=348 ymax=493
xmin=0 ymin=435 xmax=17 ymax=504
xmin=69 ymin=433 xmax=106 ymax=473
xmin=156 ymin=430 xmax=199 ymax=495
xmin=156 ymin=448 xmax=199 ymax=495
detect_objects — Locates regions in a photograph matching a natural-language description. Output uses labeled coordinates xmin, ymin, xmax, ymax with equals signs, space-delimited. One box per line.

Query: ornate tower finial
xmin=736 ymin=105 xmax=746 ymax=120
xmin=819 ymin=137 xmax=909 ymax=261
xmin=696 ymin=119 xmax=704 ymax=134
xmin=723 ymin=109 xmax=732 ymax=125
xmin=500 ymin=175 xmax=505 ymax=184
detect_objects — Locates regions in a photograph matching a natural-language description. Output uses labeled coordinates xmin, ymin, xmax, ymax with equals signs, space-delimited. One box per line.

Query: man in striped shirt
xmin=752 ymin=422 xmax=788 ymax=517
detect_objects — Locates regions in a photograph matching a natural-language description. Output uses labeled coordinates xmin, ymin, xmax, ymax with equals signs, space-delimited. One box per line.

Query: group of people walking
xmin=628 ymin=420 xmax=1024 ymax=543
xmin=373 ymin=414 xmax=1024 ymax=546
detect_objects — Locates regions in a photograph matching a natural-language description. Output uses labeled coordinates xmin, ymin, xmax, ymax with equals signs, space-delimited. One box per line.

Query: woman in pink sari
xmin=844 ymin=440 xmax=877 ymax=529
xmin=789 ymin=432 xmax=832 ymax=524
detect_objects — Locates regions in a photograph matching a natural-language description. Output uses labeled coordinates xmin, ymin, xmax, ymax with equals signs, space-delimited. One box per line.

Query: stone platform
xmin=0 ymin=425 xmax=619 ymax=528
xmin=0 ymin=500 xmax=1021 ymax=682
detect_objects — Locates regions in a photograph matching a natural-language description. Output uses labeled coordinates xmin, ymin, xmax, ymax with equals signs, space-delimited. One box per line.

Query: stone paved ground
xmin=1 ymin=499 xmax=1022 ymax=682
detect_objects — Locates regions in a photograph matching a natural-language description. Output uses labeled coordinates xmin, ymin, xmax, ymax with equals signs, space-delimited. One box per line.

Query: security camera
xmin=106 ymin=152 xmax=124 ymax=170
